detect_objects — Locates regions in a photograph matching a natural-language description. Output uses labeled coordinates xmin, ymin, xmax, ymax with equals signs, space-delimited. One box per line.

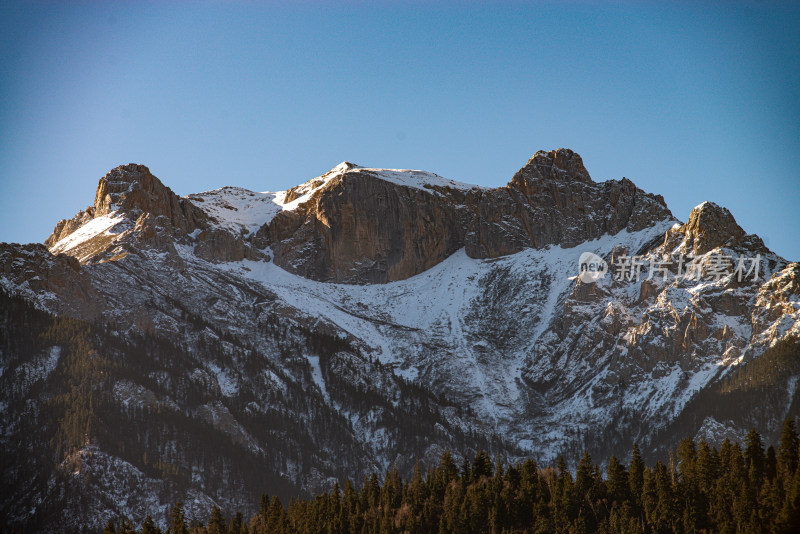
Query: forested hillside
xmin=78 ymin=419 xmax=800 ymax=534
xmin=0 ymin=288 xmax=504 ymax=531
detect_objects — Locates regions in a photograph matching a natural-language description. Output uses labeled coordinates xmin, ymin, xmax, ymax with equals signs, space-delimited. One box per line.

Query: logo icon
xmin=578 ymin=252 xmax=608 ymax=283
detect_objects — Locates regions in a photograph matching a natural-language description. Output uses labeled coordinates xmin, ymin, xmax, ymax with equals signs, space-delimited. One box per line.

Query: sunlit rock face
xmin=261 ymin=148 xmax=673 ymax=283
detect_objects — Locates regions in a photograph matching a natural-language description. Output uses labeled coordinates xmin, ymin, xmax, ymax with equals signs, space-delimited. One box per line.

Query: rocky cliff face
xmin=44 ymin=164 xmax=275 ymax=267
xmin=673 ymin=200 xmax=751 ymax=255
xmin=92 ymin=163 xmax=206 ymax=231
xmin=2 ymin=149 xmax=798 ymax=531
xmin=267 ymin=163 xmax=467 ymax=283
xmin=258 ymin=149 xmax=673 ymax=283
xmin=465 ymin=150 xmax=671 ymax=258
xmin=0 ymin=243 xmax=105 ymax=320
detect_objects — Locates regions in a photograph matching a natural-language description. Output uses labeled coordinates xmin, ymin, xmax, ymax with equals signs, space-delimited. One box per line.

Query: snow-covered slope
xmin=346 ymin=166 xmax=481 ymax=193
xmin=213 ymin=225 xmax=672 ymax=432
xmin=185 ymin=187 xmax=283 ymax=235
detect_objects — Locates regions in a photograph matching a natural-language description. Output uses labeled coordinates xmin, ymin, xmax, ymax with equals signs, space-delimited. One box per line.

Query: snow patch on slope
xmin=351 ymin=167 xmax=481 ymax=192
xmin=187 ymin=187 xmax=282 ymax=235
xmin=49 ymin=212 xmax=128 ymax=260
xmin=306 ymin=355 xmax=330 ymax=402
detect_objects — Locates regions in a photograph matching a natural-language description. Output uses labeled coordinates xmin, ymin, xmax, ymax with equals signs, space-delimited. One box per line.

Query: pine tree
xmin=471 ymin=450 xmax=492 ymax=481
xmin=141 ymin=515 xmax=158 ymax=534
xmin=208 ymin=505 xmax=227 ymax=534
xmin=365 ymin=472 xmax=381 ymax=509
xmin=653 ymin=461 xmax=676 ymax=531
xmin=438 ymin=451 xmax=458 ymax=484
xmin=767 ymin=445 xmax=778 ymax=481
xmin=676 ymin=437 xmax=697 ymax=483
xmin=779 ymin=418 xmax=800 ymax=479
xmin=228 ymin=511 xmax=244 ymax=534
xmin=696 ymin=439 xmax=718 ymax=494
xmin=170 ymin=501 xmax=188 ymax=534
xmin=677 ymin=437 xmax=705 ymax=532
xmin=607 ymin=454 xmax=630 ymax=505
xmin=259 ymin=493 xmax=270 ymax=518
xmin=745 ymin=428 xmax=766 ymax=487
xmin=265 ymin=495 xmax=285 ymax=533
xmin=777 ymin=463 xmax=800 ymax=532
xmin=408 ymin=459 xmax=427 ymax=517
xmin=575 ymin=451 xmax=594 ymax=499
xmin=554 ymin=455 xmax=576 ymax=526
xmin=118 ymin=518 xmax=135 ymax=534
xmin=629 ymin=443 xmax=645 ymax=516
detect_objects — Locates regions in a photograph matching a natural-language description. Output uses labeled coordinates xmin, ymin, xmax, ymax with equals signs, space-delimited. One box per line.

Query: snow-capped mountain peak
xmin=2 ymin=149 xmax=798 ymax=530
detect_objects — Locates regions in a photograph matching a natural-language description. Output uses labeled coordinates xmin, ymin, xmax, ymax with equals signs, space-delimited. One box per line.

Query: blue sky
xmin=1 ymin=2 xmax=798 ymax=260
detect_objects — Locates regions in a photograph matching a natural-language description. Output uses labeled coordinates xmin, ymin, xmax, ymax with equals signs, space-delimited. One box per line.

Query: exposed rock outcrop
xmin=269 ymin=170 xmax=466 ymax=283
xmin=265 ymin=149 xmax=675 ymax=283
xmin=0 ymin=243 xmax=105 ymax=320
xmin=194 ymin=228 xmax=266 ymax=263
xmin=674 ymin=201 xmax=746 ymax=255
xmin=463 ymin=152 xmax=671 ymax=259
xmin=509 ymin=148 xmax=592 ymax=187
xmin=45 ymin=164 xmax=209 ymax=262
xmin=92 ymin=164 xmax=207 ymax=232
xmin=46 ymin=164 xmax=272 ymax=265
xmin=751 ymin=262 xmax=800 ymax=345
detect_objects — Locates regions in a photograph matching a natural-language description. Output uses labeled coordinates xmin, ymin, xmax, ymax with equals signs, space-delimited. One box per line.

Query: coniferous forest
xmin=76 ymin=420 xmax=800 ymax=534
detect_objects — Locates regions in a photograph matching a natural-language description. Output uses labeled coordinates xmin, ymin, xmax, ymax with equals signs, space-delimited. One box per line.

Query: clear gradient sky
xmin=1 ymin=2 xmax=798 ymax=260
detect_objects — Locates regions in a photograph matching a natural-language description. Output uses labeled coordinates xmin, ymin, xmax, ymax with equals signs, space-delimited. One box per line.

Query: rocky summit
xmin=1 ymin=149 xmax=798 ymax=531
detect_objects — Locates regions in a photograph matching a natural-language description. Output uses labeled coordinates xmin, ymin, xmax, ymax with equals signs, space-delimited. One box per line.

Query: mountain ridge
xmin=43 ymin=148 xmax=676 ymax=284
xmin=2 ymin=148 xmax=798 ymax=531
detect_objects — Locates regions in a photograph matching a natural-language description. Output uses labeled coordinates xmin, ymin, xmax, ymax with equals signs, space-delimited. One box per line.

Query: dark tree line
xmin=86 ymin=420 xmax=800 ymax=534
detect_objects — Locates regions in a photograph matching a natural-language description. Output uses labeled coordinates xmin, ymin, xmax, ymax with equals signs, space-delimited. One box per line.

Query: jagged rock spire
xmin=510 ymin=148 xmax=592 ymax=194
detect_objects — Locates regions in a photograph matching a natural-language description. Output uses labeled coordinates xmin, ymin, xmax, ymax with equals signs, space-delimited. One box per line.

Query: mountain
xmin=1 ymin=149 xmax=798 ymax=531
